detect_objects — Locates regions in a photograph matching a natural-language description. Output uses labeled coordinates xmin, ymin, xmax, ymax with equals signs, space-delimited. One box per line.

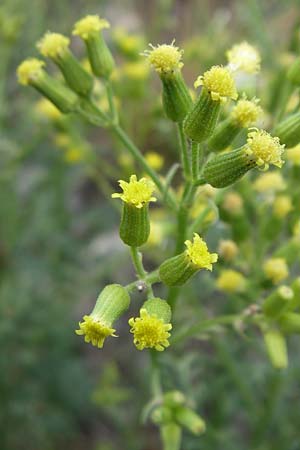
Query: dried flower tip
xmin=76 ymin=315 xmax=116 ymax=348
xmin=112 ymin=174 xmax=156 ymax=208
xmin=129 ymin=308 xmax=172 ymax=351
xmin=73 ymin=15 xmax=110 ymax=40
xmin=231 ymin=97 xmax=262 ymax=127
xmin=227 ymin=41 xmax=261 ymax=74
xmin=194 ymin=65 xmax=237 ymax=103
xmin=184 ymin=233 xmax=218 ymax=271
xmin=37 ymin=32 xmax=70 ymax=59
xmin=143 ymin=41 xmax=184 ymax=74
xmin=245 ymin=129 xmax=285 ymax=170
xmin=17 ymin=58 xmax=45 ymax=85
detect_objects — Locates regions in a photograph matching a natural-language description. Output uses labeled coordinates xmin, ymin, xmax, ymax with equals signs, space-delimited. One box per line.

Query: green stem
xmin=130 ymin=247 xmax=154 ymax=297
xmin=125 ymin=270 xmax=160 ymax=293
xmin=177 ymin=123 xmax=191 ymax=180
xmin=191 ymin=140 xmax=200 ymax=182
xmin=112 ymin=125 xmax=177 ymax=211
xmin=105 ymin=81 xmax=118 ymax=124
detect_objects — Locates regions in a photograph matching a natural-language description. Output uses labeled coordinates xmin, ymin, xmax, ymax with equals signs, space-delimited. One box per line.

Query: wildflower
xmin=17 ymin=58 xmax=45 ymax=85
xmin=129 ymin=298 xmax=172 ymax=351
xmin=184 ymin=66 xmax=237 ymax=142
xmin=222 ymin=192 xmax=243 ymax=215
xmin=263 ymin=257 xmax=289 ymax=284
xmin=76 ymin=284 xmax=130 ymax=348
xmin=218 ymin=239 xmax=239 ymax=261
xmin=73 ymin=14 xmax=114 ymax=79
xmin=144 ymin=42 xmax=192 ymax=122
xmin=145 ymin=151 xmax=164 ymax=171
xmin=245 ymin=129 xmax=284 ymax=170
xmin=226 ymin=41 xmax=261 ymax=74
xmin=159 ymin=233 xmax=218 ymax=286
xmin=230 ymin=97 xmax=262 ymax=127
xmin=253 ymin=172 xmax=286 ymax=193
xmin=273 ymin=195 xmax=293 ymax=219
xmin=216 ymin=269 xmax=246 ymax=293
xmin=263 ymin=328 xmax=288 ymax=369
xmin=37 ymin=31 xmax=93 ymax=96
xmin=112 ymin=174 xmax=156 ymax=208
xmin=112 ymin=175 xmax=156 ymax=247
xmin=286 ymin=144 xmax=300 ymax=165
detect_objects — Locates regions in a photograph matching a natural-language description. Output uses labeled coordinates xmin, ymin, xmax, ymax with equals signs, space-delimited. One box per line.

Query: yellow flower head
xmin=194 ymin=66 xmax=238 ymax=103
xmin=145 ymin=151 xmax=164 ymax=171
xmin=112 ymin=174 xmax=156 ymax=208
xmin=253 ymin=172 xmax=286 ymax=193
xmin=263 ymin=258 xmax=289 ymax=284
xmin=34 ymin=98 xmax=61 ymax=120
xmin=185 ymin=233 xmax=218 ymax=270
xmin=222 ymin=192 xmax=243 ymax=214
xmin=286 ymin=144 xmax=300 ymax=166
xmin=129 ymin=308 xmax=172 ymax=351
xmin=122 ymin=61 xmax=150 ymax=81
xmin=245 ymin=129 xmax=285 ymax=170
xmin=216 ymin=269 xmax=246 ymax=293
xmin=73 ymin=15 xmax=110 ymax=40
xmin=17 ymin=58 xmax=45 ymax=85
xmin=37 ymin=32 xmax=70 ymax=59
xmin=76 ymin=315 xmax=116 ymax=348
xmin=231 ymin=97 xmax=262 ymax=127
xmin=226 ymin=41 xmax=261 ymax=74
xmin=143 ymin=41 xmax=184 ymax=74
xmin=273 ymin=195 xmax=293 ymax=218
xmin=218 ymin=239 xmax=239 ymax=261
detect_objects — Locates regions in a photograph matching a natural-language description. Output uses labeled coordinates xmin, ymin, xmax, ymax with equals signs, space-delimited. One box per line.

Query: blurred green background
xmin=1 ymin=0 xmax=300 ymax=449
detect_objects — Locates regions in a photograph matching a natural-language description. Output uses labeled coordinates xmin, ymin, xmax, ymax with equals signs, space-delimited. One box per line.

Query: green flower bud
xmin=286 ymin=277 xmax=300 ymax=311
xmin=263 ymin=328 xmax=288 ymax=369
xmin=161 ymin=423 xmax=182 ymax=450
xmin=163 ymin=391 xmax=186 ymax=408
xmin=262 ymin=286 xmax=294 ymax=319
xmin=279 ymin=312 xmax=300 ymax=334
xmin=274 ymin=112 xmax=300 ymax=148
xmin=159 ymin=233 xmax=218 ymax=286
xmin=207 ymin=117 xmax=241 ymax=152
xmin=17 ymin=59 xmax=78 ymax=113
xmin=37 ymin=32 xmax=93 ymax=96
xmin=174 ymin=406 xmax=206 ymax=435
xmin=73 ymin=15 xmax=115 ymax=79
xmin=287 ymin=58 xmax=300 ymax=85
xmin=112 ymin=175 xmax=156 ymax=247
xmin=76 ymin=284 xmax=130 ymax=348
xmin=151 ymin=406 xmax=173 ymax=425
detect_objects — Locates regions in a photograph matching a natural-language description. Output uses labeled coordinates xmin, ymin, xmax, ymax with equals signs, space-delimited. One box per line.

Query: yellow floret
xmin=286 ymin=144 xmax=300 ymax=166
xmin=226 ymin=41 xmax=261 ymax=74
xmin=231 ymin=97 xmax=262 ymax=127
xmin=129 ymin=309 xmax=172 ymax=351
xmin=143 ymin=41 xmax=184 ymax=74
xmin=145 ymin=151 xmax=164 ymax=170
xmin=194 ymin=65 xmax=238 ymax=103
xmin=73 ymin=15 xmax=110 ymax=40
xmin=273 ymin=195 xmax=293 ymax=218
xmin=263 ymin=258 xmax=289 ymax=284
xmin=37 ymin=32 xmax=70 ymax=59
xmin=216 ymin=269 xmax=246 ymax=293
xmin=253 ymin=172 xmax=286 ymax=193
xmin=112 ymin=174 xmax=156 ymax=208
xmin=185 ymin=233 xmax=218 ymax=271
xmin=17 ymin=58 xmax=45 ymax=85
xmin=76 ymin=315 xmax=116 ymax=348
xmin=245 ymin=129 xmax=285 ymax=170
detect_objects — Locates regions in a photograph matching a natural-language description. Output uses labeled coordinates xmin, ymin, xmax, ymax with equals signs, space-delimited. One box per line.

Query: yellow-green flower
xmin=129 ymin=308 xmax=172 ymax=351
xmin=244 ymin=129 xmax=285 ymax=170
xmin=112 ymin=174 xmax=156 ymax=208
xmin=218 ymin=239 xmax=239 ymax=261
xmin=194 ymin=65 xmax=238 ymax=103
xmin=273 ymin=195 xmax=293 ymax=219
xmin=216 ymin=269 xmax=246 ymax=293
xmin=143 ymin=41 xmax=184 ymax=74
xmin=230 ymin=97 xmax=262 ymax=127
xmin=253 ymin=172 xmax=286 ymax=193
xmin=73 ymin=14 xmax=110 ymax=40
xmin=76 ymin=315 xmax=116 ymax=348
xmin=145 ymin=151 xmax=164 ymax=171
xmin=37 ymin=32 xmax=70 ymax=59
xmin=17 ymin=58 xmax=45 ymax=85
xmin=263 ymin=258 xmax=289 ymax=284
xmin=226 ymin=41 xmax=261 ymax=74
xmin=185 ymin=233 xmax=218 ymax=271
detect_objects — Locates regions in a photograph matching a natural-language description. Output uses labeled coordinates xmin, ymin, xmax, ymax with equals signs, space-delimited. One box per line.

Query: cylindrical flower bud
xmin=151 ymin=406 xmax=173 ymax=425
xmin=208 ymin=97 xmax=262 ymax=151
xmin=263 ymin=328 xmax=288 ymax=369
xmin=159 ymin=233 xmax=218 ymax=286
xmin=279 ymin=312 xmax=300 ymax=334
xmin=17 ymin=58 xmax=79 ymax=113
xmin=161 ymin=423 xmax=182 ymax=450
xmin=128 ymin=298 xmax=172 ymax=351
xmin=163 ymin=391 xmax=186 ymax=408
xmin=73 ymin=15 xmax=115 ymax=79
xmin=76 ymin=284 xmax=130 ymax=348
xmin=287 ymin=58 xmax=300 ymax=85
xmin=143 ymin=42 xmax=192 ymax=122
xmin=262 ymin=285 xmax=294 ymax=318
xmin=37 ymin=32 xmax=93 ymax=96
xmin=174 ymin=406 xmax=206 ymax=435
xmin=112 ymin=174 xmax=156 ymax=247
xmin=184 ymin=65 xmax=237 ymax=142
xmin=273 ymin=112 xmax=300 ymax=148
xmin=203 ymin=129 xmax=285 ymax=188
xmin=286 ymin=277 xmax=300 ymax=311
